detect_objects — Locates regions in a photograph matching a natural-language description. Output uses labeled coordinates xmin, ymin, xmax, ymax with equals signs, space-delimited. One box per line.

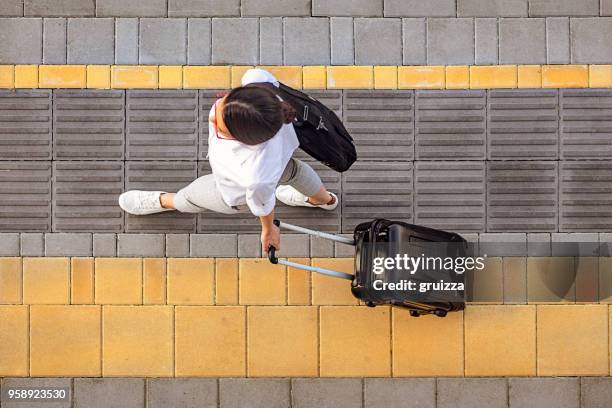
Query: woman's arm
xmin=259 ymin=210 xmax=280 ymax=253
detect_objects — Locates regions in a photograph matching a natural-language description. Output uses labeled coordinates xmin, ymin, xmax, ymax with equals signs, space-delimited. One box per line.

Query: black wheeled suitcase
xmin=268 ymin=219 xmax=467 ymax=317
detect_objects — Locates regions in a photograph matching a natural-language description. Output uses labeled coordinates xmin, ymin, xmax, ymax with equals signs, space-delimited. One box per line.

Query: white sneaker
xmin=118 ymin=190 xmax=173 ymax=215
xmin=275 ymin=186 xmax=339 ymax=210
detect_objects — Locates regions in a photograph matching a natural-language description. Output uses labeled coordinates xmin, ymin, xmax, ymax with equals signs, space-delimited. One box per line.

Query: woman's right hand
xmin=261 ymin=224 xmax=280 ymax=254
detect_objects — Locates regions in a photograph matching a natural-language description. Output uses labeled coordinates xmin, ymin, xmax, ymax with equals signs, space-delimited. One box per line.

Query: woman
xmin=119 ymin=69 xmax=338 ymax=253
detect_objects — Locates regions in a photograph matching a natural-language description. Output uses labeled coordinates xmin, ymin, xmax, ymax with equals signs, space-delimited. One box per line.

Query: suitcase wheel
xmin=434 ymin=309 xmax=448 ymax=318
xmin=366 ymin=301 xmax=376 ymax=308
xmin=409 ymin=310 xmax=421 ymax=317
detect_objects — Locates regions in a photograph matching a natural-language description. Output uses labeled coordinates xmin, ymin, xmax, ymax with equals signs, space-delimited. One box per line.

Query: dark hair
xmin=222 ymin=86 xmax=296 ymax=145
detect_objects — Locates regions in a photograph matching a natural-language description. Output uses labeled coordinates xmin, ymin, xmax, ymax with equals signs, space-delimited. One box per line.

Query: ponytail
xmin=281 ymin=101 xmax=296 ymax=124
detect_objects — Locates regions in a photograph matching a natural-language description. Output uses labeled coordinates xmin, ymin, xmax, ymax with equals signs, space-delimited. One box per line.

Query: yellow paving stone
xmin=542 ymin=65 xmax=588 ymax=88
xmin=470 ymin=65 xmax=517 ymax=89
xmin=167 ymin=258 xmax=214 ymax=305
xmin=0 ymin=257 xmax=22 ymax=304
xmin=465 ymin=305 xmax=536 ymax=376
xmin=71 ymin=258 xmax=94 ymax=304
xmin=288 ymin=258 xmax=311 ymax=305
xmin=393 ymin=308 xmax=464 ymax=376
xmin=248 ymin=306 xmax=318 ymax=376
xmin=327 ymin=66 xmax=373 ymax=89
xmin=111 ymin=65 xmax=158 ymax=89
xmin=30 ymin=305 xmax=101 ymax=376
xmin=216 ymin=258 xmax=238 ymax=305
xmin=183 ymin=66 xmax=231 ymax=89
xmin=398 ymin=66 xmax=445 ymax=89
xmin=175 ymin=306 xmax=246 ymax=376
xmin=94 ymin=258 xmax=142 ymax=305
xmin=518 ymin=65 xmax=542 ymax=88
xmin=537 ymin=304 xmax=609 ymax=376
xmin=311 ymin=258 xmax=356 ymax=305
xmin=320 ymin=306 xmax=391 ymax=377
xmin=158 ymin=65 xmax=183 ymax=89
xmin=445 ymin=65 xmax=469 ymax=89
xmin=143 ymin=258 xmax=166 ymax=305
xmin=374 ymin=66 xmax=398 ymax=89
xmin=86 ymin=65 xmax=110 ymax=88
xmin=0 ymin=305 xmax=28 ymax=376
xmin=231 ymin=66 xmax=254 ymax=88
xmin=23 ymin=257 xmax=70 ymax=304
xmin=303 ymin=65 xmax=327 ymax=89
xmin=39 ymin=65 xmax=86 ymax=88
xmin=589 ymin=65 xmax=612 ymax=88
xmin=103 ymin=305 xmax=173 ymax=376
xmin=258 ymin=66 xmax=302 ymax=89
xmin=14 ymin=65 xmax=38 ymax=88
xmin=239 ymin=258 xmax=286 ymax=305
xmin=0 ymin=65 xmax=15 ymax=88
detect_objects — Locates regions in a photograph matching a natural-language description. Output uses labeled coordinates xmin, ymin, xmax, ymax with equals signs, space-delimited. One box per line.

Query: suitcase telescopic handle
xmin=268 ymin=246 xmax=353 ymax=280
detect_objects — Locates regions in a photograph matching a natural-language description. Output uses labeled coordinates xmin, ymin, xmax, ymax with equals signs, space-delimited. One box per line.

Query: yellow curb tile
xmin=589 ymin=65 xmax=612 ymax=88
xmin=39 ymin=65 xmax=86 ymax=88
xmin=258 ymin=66 xmax=302 ymax=89
xmin=393 ymin=308 xmax=463 ymax=376
xmin=231 ymin=66 xmax=254 ymax=88
xmin=71 ymin=258 xmax=94 ymax=305
xmin=248 ymin=306 xmax=318 ymax=376
xmin=327 ymin=66 xmax=373 ymax=89
xmin=216 ymin=258 xmax=238 ymax=305
xmin=95 ymin=258 xmax=142 ymax=305
xmin=288 ymin=258 xmax=311 ymax=305
xmin=302 ymin=66 xmax=327 ymax=89
xmin=398 ymin=66 xmax=445 ymax=89
xmin=470 ymin=65 xmax=517 ymax=89
xmin=542 ymin=65 xmax=588 ymax=88
xmin=465 ymin=305 xmax=536 ymax=376
xmin=183 ymin=66 xmax=231 ymax=89
xmin=527 ymin=257 xmax=575 ymax=303
xmin=445 ymin=66 xmax=469 ymax=89
xmin=175 ymin=306 xmax=246 ymax=376
xmin=143 ymin=258 xmax=166 ymax=305
xmin=87 ymin=65 xmax=110 ymax=89
xmin=537 ymin=305 xmax=609 ymax=375
xmin=103 ymin=305 xmax=173 ymax=376
xmin=167 ymin=258 xmax=214 ymax=305
xmin=0 ymin=257 xmax=22 ymax=304
xmin=518 ymin=65 xmax=542 ymax=88
xmin=111 ymin=65 xmax=158 ymax=89
xmin=374 ymin=66 xmax=398 ymax=89
xmin=239 ymin=258 xmax=286 ymax=305
xmin=159 ymin=65 xmax=183 ymax=89
xmin=14 ymin=65 xmax=38 ymax=88
xmin=311 ymin=258 xmax=356 ymax=305
xmin=30 ymin=305 xmax=101 ymax=376
xmin=23 ymin=257 xmax=70 ymax=304
xmin=0 ymin=65 xmax=15 ymax=88
xmin=320 ymin=306 xmax=391 ymax=377
xmin=0 ymin=305 xmax=28 ymax=376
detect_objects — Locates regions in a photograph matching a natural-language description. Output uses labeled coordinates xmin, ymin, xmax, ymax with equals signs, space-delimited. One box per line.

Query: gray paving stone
xmin=241 ymin=0 xmax=310 ymax=16
xmin=1 ymin=377 xmax=71 ymax=408
xmin=313 ymin=0 xmax=382 ymax=16
xmin=45 ymin=232 xmax=92 ymax=256
xmin=115 ymin=18 xmax=138 ymax=64
xmin=600 ymin=233 xmax=612 ymax=256
xmin=475 ymin=18 xmax=498 ymax=64
xmin=331 ymin=17 xmax=354 ymax=65
xmin=191 ymin=234 xmax=237 ymax=257
xmin=212 ymin=18 xmax=259 ymax=64
xmin=310 ymin=235 xmax=334 ymax=257
xmin=364 ymin=378 xmax=435 ymax=408
xmin=43 ymin=18 xmax=66 ymax=63
xmin=437 ymin=378 xmax=508 ymax=408
xmin=402 ymin=18 xmax=426 ymax=64
xmin=220 ymin=379 xmax=290 ymax=408
xmin=74 ymin=378 xmax=144 ymax=408
xmin=292 ymin=378 xmax=362 ymax=408
xmin=499 ymin=18 xmax=546 ymax=64
xmin=21 ymin=232 xmax=44 ymax=256
xmin=427 ymin=18 xmax=474 ymax=65
xmin=117 ymin=233 xmax=165 ymax=257
xmin=166 ymin=234 xmax=190 ymax=257
xmin=335 ymin=235 xmax=356 ymax=257
xmin=97 ymin=0 xmax=166 ymax=17
xmin=147 ymin=378 xmax=217 ymax=408
xmin=169 ymin=0 xmax=239 ymax=17
xmin=260 ymin=17 xmax=283 ymax=65
xmin=509 ymin=377 xmax=579 ymax=408
xmin=25 ymin=0 xmax=94 ymax=16
xmin=546 ymin=17 xmax=570 ymax=64
xmin=140 ymin=18 xmax=187 ymax=64
xmin=0 ymin=0 xmax=23 ymax=16
xmin=67 ymin=18 xmax=114 ymax=64
xmin=93 ymin=233 xmax=116 ymax=256
xmin=238 ymin=234 xmax=261 ymax=257
xmin=277 ymin=234 xmax=309 ymax=257
xmin=458 ymin=0 xmax=527 ymax=16
xmin=552 ymin=232 xmax=599 ymax=256
xmin=571 ymin=18 xmax=612 ymax=64
xmin=528 ymin=233 xmax=551 ymax=256
xmin=479 ymin=233 xmax=527 ymax=256
xmin=604 ymin=0 xmax=612 ymax=16
xmin=385 ymin=0 xmax=456 ymax=17
xmin=284 ymin=18 xmax=330 ymax=65
xmin=0 ymin=17 xmax=42 ymax=63
xmin=581 ymin=377 xmax=612 ymax=408
xmin=355 ymin=18 xmax=402 ymax=65
xmin=530 ymin=0 xmax=599 ymax=16
xmin=0 ymin=233 xmax=20 ymax=255
xmin=187 ymin=18 xmax=211 ymax=64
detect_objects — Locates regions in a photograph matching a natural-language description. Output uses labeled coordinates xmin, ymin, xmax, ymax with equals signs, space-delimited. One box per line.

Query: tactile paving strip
xmin=0 ymin=90 xmax=52 ymax=160
xmin=488 ymin=89 xmax=558 ymax=159
xmin=53 ymin=90 xmax=125 ymax=160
